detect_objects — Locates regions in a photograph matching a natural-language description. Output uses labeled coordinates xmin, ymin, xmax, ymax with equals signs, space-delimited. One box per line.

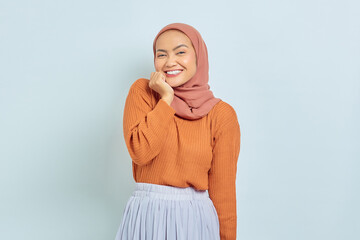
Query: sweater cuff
xmin=154 ymin=98 xmax=176 ymax=116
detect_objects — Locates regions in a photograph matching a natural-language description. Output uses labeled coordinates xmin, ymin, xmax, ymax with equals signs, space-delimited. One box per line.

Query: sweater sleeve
xmin=208 ymin=105 xmax=241 ymax=240
xmin=122 ymin=83 xmax=176 ymax=166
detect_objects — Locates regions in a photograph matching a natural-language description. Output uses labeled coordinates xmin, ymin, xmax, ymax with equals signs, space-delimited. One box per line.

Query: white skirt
xmin=114 ymin=182 xmax=220 ymax=240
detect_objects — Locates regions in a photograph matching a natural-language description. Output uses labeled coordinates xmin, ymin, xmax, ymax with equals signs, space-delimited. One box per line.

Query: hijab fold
xmin=152 ymin=23 xmax=221 ymax=120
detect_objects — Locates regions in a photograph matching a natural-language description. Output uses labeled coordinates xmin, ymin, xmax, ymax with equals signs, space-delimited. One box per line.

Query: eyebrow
xmin=156 ymin=44 xmax=188 ymax=53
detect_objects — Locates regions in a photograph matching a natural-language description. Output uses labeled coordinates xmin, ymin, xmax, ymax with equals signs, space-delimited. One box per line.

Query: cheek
xmin=186 ymin=54 xmax=197 ymax=68
xmin=154 ymin=60 xmax=163 ymax=71
xmin=183 ymin=57 xmax=196 ymax=71
xmin=183 ymin=56 xmax=194 ymax=66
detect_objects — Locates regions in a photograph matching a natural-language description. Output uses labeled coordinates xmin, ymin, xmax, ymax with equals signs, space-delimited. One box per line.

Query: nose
xmin=165 ymin=54 xmax=177 ymax=68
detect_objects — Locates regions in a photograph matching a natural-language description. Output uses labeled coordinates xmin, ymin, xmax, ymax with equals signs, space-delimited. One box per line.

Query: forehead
xmin=155 ymin=30 xmax=192 ymax=48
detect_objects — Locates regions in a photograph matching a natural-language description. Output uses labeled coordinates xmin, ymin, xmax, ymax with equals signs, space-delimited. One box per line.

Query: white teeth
xmin=167 ymin=70 xmax=182 ymax=75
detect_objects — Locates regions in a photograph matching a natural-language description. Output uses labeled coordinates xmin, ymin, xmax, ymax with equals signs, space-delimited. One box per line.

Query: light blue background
xmin=1 ymin=0 xmax=359 ymax=239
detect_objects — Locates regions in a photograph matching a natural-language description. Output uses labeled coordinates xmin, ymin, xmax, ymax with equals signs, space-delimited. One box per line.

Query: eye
xmin=157 ymin=51 xmax=185 ymax=58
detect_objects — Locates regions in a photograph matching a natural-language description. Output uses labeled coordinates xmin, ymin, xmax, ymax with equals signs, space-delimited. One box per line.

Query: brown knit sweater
xmin=122 ymin=78 xmax=241 ymax=240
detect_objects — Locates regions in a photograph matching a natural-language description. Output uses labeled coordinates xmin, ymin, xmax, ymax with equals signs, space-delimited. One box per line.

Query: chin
xmin=167 ymin=79 xmax=188 ymax=87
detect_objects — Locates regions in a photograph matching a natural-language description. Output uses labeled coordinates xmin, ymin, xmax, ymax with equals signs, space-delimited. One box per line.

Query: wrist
xmin=161 ymin=95 xmax=173 ymax=105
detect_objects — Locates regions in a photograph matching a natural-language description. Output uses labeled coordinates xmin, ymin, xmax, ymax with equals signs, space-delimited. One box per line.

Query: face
xmin=155 ymin=30 xmax=197 ymax=87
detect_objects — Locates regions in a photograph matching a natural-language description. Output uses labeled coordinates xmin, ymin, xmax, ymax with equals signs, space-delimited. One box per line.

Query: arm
xmin=208 ymin=106 xmax=241 ymax=240
xmin=122 ymin=83 xmax=176 ymax=166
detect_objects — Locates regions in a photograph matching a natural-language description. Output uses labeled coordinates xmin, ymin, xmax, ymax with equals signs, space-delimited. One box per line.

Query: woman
xmin=115 ymin=22 xmax=241 ymax=240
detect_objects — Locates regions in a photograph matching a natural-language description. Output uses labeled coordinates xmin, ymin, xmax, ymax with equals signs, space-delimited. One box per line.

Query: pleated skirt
xmin=114 ymin=182 xmax=220 ymax=240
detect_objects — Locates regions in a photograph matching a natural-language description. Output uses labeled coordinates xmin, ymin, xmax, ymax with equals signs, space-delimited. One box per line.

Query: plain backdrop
xmin=0 ymin=0 xmax=359 ymax=239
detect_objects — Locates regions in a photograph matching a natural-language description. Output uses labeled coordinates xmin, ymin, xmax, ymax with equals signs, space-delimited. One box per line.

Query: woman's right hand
xmin=149 ymin=71 xmax=174 ymax=103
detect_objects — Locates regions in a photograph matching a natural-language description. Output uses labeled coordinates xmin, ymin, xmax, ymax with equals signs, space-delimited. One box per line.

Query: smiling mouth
xmin=165 ymin=70 xmax=183 ymax=77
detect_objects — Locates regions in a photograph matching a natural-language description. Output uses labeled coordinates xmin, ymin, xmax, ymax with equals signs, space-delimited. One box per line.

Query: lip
xmin=164 ymin=70 xmax=183 ymax=78
xmin=165 ymin=68 xmax=183 ymax=71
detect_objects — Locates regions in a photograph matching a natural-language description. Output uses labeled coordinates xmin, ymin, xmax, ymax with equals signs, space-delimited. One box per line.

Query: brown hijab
xmin=152 ymin=23 xmax=221 ymax=120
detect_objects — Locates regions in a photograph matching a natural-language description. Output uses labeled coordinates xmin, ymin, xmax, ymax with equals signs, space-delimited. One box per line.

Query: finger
xmin=160 ymin=72 xmax=166 ymax=80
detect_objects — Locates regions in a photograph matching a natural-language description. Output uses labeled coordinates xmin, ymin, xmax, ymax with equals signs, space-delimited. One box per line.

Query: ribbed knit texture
xmin=122 ymin=78 xmax=241 ymax=240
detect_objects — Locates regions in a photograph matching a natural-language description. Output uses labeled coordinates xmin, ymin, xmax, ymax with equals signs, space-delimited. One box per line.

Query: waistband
xmin=132 ymin=182 xmax=210 ymax=200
